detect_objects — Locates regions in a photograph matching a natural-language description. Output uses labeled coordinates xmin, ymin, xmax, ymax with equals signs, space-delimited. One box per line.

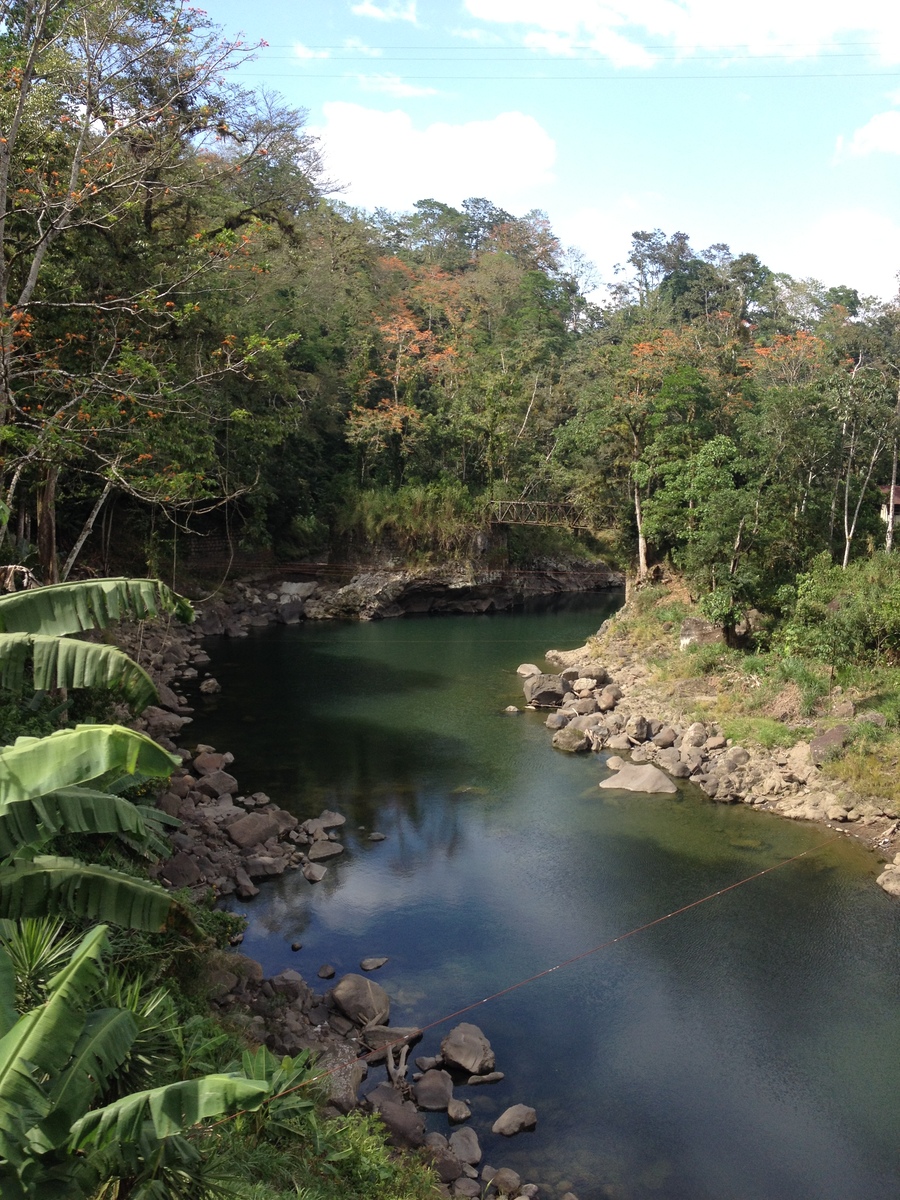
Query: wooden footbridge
xmin=488 ymin=499 xmax=589 ymax=530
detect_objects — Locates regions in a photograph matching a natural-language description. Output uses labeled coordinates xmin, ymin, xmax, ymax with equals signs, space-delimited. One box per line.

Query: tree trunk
xmin=634 ymin=481 xmax=648 ymax=581
xmin=61 ymin=480 xmax=113 ymax=581
xmin=36 ymin=464 xmax=59 ymax=584
xmin=887 ymin=441 xmax=898 ymax=553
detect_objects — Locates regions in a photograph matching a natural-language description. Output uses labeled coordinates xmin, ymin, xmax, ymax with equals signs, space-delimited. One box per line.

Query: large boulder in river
xmin=226 ymin=812 xmax=280 ymax=848
xmin=522 ymin=673 xmax=566 ymax=707
xmin=599 ymin=764 xmax=678 ymax=794
xmin=492 ymin=1104 xmax=537 ymax=1136
xmin=440 ymin=1022 xmax=495 ymax=1075
xmin=331 ymin=973 xmax=390 ymax=1026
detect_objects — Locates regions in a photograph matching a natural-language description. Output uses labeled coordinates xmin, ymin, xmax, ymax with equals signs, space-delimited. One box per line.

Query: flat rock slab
xmin=492 ymin=1104 xmax=537 ymax=1136
xmin=226 ymin=812 xmax=280 ymax=848
xmin=599 ymin=764 xmax=678 ymax=794
xmin=467 ymin=1070 xmax=504 ymax=1085
xmin=307 ymin=840 xmax=344 ymax=861
xmin=360 ymin=956 xmax=388 ymax=971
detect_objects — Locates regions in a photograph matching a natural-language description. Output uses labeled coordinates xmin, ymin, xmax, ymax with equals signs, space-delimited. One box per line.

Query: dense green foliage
xmin=4 ymin=0 xmax=898 ymax=591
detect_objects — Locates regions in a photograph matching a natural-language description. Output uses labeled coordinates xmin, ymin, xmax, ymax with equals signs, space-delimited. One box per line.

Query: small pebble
xmin=368 ymin=832 xmax=386 ymax=841
xmin=291 ymin=942 xmax=302 ymax=951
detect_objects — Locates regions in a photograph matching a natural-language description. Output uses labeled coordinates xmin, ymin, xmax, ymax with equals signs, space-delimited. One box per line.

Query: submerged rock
xmin=599 ymin=764 xmax=678 ymax=794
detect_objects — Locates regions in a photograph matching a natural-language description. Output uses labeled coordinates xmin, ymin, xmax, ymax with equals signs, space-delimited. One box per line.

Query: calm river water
xmin=186 ymin=594 xmax=900 ymax=1200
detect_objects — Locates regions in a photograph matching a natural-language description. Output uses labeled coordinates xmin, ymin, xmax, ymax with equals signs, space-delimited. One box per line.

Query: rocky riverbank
xmin=111 ymin=597 xmax=567 ymax=1200
xmin=190 ymin=565 xmax=622 ymax=631
xmin=514 ymin=615 xmax=900 ymax=899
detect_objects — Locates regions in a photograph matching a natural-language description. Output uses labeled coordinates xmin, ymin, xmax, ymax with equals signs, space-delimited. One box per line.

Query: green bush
xmin=336 ymin=480 xmax=483 ymax=560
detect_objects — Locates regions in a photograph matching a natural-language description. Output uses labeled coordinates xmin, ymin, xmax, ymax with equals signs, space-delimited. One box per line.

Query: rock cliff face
xmin=302 ymin=565 xmax=624 ymax=621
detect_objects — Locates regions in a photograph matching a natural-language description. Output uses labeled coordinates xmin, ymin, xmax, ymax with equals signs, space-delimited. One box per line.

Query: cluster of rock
xmin=149 ymin=749 xmax=350 ymax=899
xmin=209 ymin=956 xmax=550 ymax=1200
xmin=517 ymin=664 xmax=900 ymax=824
xmin=188 ymin=568 xmax=623 ymax=629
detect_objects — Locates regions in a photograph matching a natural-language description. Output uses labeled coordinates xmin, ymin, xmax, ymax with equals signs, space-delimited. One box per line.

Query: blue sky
xmin=203 ymin=0 xmax=900 ymax=300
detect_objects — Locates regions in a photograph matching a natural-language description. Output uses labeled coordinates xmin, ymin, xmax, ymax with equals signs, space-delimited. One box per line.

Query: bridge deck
xmin=488 ymin=500 xmax=588 ymax=529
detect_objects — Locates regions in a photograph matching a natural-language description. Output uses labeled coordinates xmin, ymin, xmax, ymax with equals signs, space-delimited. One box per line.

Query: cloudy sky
xmin=206 ymin=0 xmax=900 ymax=299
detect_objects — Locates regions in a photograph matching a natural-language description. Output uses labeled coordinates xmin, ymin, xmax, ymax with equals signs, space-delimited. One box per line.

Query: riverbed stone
xmin=545 ymin=712 xmax=569 ymax=730
xmin=332 ymin=973 xmax=390 ymax=1026
xmin=447 ymin=1098 xmax=471 ymax=1123
xmin=599 ymin=764 xmax=678 ymax=794
xmin=605 ymin=733 xmax=632 ymax=751
xmin=551 ymin=725 xmax=591 ymax=753
xmin=490 ymin=1167 xmax=522 ymax=1195
xmin=161 ymin=852 xmax=202 ymax=888
xmin=447 ymin=1126 xmax=481 ymax=1166
xmin=441 ymin=1022 xmax=495 ymax=1075
xmin=467 ymin=1071 xmax=504 ymax=1085
xmin=523 ymin=673 xmax=566 ymax=707
xmin=492 ymin=1104 xmax=537 ymax=1136
xmin=196 ymin=769 xmax=239 ymax=798
xmin=226 ymin=812 xmax=280 ymax=849
xmin=517 ymin=663 xmax=542 ymax=678
xmin=308 ymin=840 xmax=344 ymax=861
xmin=414 ymin=1069 xmax=454 ymax=1110
xmin=302 ymin=862 xmax=327 ymax=882
xmin=360 ymin=956 xmax=388 ymax=971
xmin=652 ymin=725 xmax=677 ymax=748
xmin=879 ymin=867 xmax=900 ymax=897
xmin=367 ymin=1083 xmax=425 ymax=1147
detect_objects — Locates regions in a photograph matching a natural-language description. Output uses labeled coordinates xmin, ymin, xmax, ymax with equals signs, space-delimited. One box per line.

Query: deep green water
xmin=185 ymin=594 xmax=900 ymax=1200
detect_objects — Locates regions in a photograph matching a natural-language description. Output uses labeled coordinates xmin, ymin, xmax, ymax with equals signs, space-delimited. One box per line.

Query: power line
xmin=236 ymin=70 xmax=900 ymax=82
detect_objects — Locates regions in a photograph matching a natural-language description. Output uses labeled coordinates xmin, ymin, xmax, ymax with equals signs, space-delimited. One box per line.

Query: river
xmin=185 ymin=593 xmax=900 ymax=1200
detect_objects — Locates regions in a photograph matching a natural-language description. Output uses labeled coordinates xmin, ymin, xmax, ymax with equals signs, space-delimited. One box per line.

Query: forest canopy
xmin=1 ymin=0 xmax=899 ymax=621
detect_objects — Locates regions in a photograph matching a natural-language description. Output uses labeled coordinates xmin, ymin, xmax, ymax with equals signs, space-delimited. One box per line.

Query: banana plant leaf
xmin=0 ymin=787 xmax=174 ymax=859
xmin=0 ymin=634 xmax=158 ymax=711
xmin=0 ymin=725 xmax=179 ymax=806
xmin=0 ymin=927 xmax=109 ymax=1161
xmin=0 ymin=578 xmax=193 ymax=636
xmin=0 ymin=858 xmax=179 ymax=931
xmin=39 ymin=1008 xmax=138 ymax=1150
xmin=0 ymin=951 xmax=15 ymax=1038
xmin=70 ymin=1073 xmax=271 ymax=1149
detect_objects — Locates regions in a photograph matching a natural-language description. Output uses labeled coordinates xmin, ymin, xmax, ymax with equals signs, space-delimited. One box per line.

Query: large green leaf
xmin=0 ymin=858 xmax=179 ymax=931
xmin=0 ymin=787 xmax=166 ymax=859
xmin=0 ymin=927 xmax=108 ymax=1160
xmin=0 ymin=578 xmax=193 ymax=636
xmin=70 ymin=1074 xmax=271 ymax=1149
xmin=41 ymin=1008 xmax=138 ymax=1147
xmin=0 ymin=949 xmax=16 ymax=1038
xmin=0 ymin=634 xmax=158 ymax=711
xmin=0 ymin=725 xmax=179 ymax=806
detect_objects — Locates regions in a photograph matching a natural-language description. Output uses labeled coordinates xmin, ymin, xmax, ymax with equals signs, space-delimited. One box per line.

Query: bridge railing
xmin=488 ymin=500 xmax=588 ymax=529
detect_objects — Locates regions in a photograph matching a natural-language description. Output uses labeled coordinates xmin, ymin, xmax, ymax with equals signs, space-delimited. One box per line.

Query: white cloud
xmin=312 ymin=103 xmax=556 ymax=211
xmin=462 ymin=0 xmax=900 ymax=65
xmin=846 ymin=110 xmax=900 ymax=156
xmin=294 ymin=42 xmax=330 ymax=60
xmin=350 ymin=0 xmax=418 ymax=22
xmin=357 ymin=72 xmax=439 ymax=97
xmin=764 ymin=207 xmax=900 ymax=300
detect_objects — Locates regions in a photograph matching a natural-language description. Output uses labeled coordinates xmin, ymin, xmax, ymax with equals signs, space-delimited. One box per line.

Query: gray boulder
xmin=551 ymin=725 xmax=591 ymax=753
xmin=516 ymin=663 xmax=542 ymax=678
xmin=367 ymin=1083 xmax=425 ymax=1148
xmin=599 ymin=764 xmax=678 ymax=794
xmin=492 ymin=1104 xmax=537 ymax=1136
xmin=440 ymin=1022 xmax=495 ymax=1075
xmin=226 ymin=812 xmax=280 ymax=849
xmin=522 ymin=673 xmax=566 ymax=707
xmin=449 ymin=1126 xmax=482 ymax=1165
xmin=331 ymin=973 xmax=390 ymax=1026
xmin=414 ymin=1068 xmax=454 ymax=1110
xmin=308 ymin=840 xmax=344 ymax=861
xmin=810 ymin=725 xmax=850 ymax=765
